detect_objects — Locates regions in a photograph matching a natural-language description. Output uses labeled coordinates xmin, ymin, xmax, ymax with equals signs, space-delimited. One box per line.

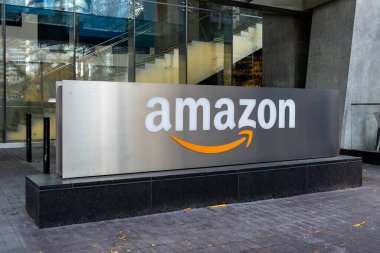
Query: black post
xmin=26 ymin=114 xmax=32 ymax=162
xmin=43 ymin=117 xmax=50 ymax=174
xmin=2 ymin=2 xmax=7 ymax=143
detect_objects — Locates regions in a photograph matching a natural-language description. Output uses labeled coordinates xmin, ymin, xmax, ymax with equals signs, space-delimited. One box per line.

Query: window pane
xmin=76 ymin=10 xmax=128 ymax=82
xmin=5 ymin=5 xmax=73 ymax=142
xmin=233 ymin=8 xmax=263 ymax=87
xmin=0 ymin=4 xmax=3 ymax=142
xmin=187 ymin=2 xmax=226 ymax=85
xmin=135 ymin=1 xmax=186 ymax=84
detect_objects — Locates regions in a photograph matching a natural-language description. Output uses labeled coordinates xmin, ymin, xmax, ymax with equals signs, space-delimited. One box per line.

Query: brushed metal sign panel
xmin=57 ymin=81 xmax=339 ymax=178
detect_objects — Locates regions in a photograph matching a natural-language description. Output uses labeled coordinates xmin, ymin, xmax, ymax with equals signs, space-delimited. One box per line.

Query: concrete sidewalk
xmin=0 ymin=148 xmax=379 ymax=253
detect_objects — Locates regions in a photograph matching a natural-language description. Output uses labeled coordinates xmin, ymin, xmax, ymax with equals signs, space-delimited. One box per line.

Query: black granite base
xmin=26 ymin=156 xmax=362 ymax=228
xmin=341 ymin=149 xmax=380 ymax=165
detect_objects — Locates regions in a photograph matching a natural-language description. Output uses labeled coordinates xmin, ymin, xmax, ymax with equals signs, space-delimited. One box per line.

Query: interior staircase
xmin=135 ymin=22 xmax=262 ymax=84
xmin=1 ymin=17 xmax=262 ymax=142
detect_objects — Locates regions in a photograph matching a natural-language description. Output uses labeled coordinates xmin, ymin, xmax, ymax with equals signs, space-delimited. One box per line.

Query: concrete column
xmin=341 ymin=0 xmax=380 ymax=150
xmin=262 ymin=13 xmax=311 ymax=88
xmin=305 ymin=0 xmax=356 ymax=146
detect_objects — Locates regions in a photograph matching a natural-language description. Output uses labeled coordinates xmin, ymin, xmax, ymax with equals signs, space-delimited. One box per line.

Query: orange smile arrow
xmin=170 ymin=130 xmax=253 ymax=154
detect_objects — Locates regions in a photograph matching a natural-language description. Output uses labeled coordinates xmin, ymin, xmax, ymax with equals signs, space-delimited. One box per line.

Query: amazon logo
xmin=145 ymin=97 xmax=295 ymax=154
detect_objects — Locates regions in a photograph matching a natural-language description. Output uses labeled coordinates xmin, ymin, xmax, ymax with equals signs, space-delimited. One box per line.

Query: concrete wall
xmin=305 ymin=0 xmax=356 ymax=143
xmin=251 ymin=0 xmax=303 ymax=10
xmin=341 ymin=0 xmax=380 ymax=150
xmin=304 ymin=0 xmax=333 ymax=9
xmin=262 ymin=14 xmax=311 ymax=88
xmin=251 ymin=0 xmax=333 ymax=10
xmin=264 ymin=0 xmax=380 ymax=150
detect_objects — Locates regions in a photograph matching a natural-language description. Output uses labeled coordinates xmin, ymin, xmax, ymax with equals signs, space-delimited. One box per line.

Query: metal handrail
xmin=351 ymin=103 xmax=380 ymax=105
xmin=135 ymin=17 xmax=262 ymax=67
xmin=3 ymin=104 xmax=56 ymax=108
xmin=6 ymin=9 xmax=262 ymax=93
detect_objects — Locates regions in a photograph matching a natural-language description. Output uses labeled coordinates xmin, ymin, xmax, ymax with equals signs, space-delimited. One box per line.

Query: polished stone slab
xmin=341 ymin=149 xmax=380 ymax=165
xmin=26 ymin=156 xmax=362 ymax=228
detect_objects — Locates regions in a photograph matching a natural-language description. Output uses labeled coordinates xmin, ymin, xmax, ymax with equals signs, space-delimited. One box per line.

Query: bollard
xmin=43 ymin=117 xmax=50 ymax=174
xmin=26 ymin=114 xmax=32 ymax=162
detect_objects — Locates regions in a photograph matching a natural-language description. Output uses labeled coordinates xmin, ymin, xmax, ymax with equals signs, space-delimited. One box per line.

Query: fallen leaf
xmin=118 ymin=231 xmax=127 ymax=241
xmin=314 ymin=227 xmax=327 ymax=233
xmin=353 ymin=221 xmax=365 ymax=227
xmin=209 ymin=204 xmax=228 ymax=208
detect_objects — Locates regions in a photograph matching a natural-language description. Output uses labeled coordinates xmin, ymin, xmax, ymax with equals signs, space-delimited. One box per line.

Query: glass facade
xmin=0 ymin=0 xmax=263 ymax=142
xmin=350 ymin=104 xmax=380 ymax=152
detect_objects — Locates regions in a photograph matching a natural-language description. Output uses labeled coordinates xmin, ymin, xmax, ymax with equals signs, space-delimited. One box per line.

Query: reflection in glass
xmin=187 ymin=2 xmax=226 ymax=85
xmin=232 ymin=8 xmax=262 ymax=86
xmin=76 ymin=11 xmax=128 ymax=81
xmin=27 ymin=0 xmax=90 ymax=13
xmin=135 ymin=1 xmax=185 ymax=84
xmin=5 ymin=5 xmax=73 ymax=141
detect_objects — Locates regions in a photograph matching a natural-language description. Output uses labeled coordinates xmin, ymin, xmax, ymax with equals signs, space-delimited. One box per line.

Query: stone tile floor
xmin=0 ymin=148 xmax=379 ymax=253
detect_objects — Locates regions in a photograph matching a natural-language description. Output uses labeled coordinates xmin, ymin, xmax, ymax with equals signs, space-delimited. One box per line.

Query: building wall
xmin=341 ymin=0 xmax=380 ymax=150
xmin=262 ymin=13 xmax=310 ymax=88
xmin=251 ymin=0 xmax=303 ymax=10
xmin=305 ymin=0 xmax=356 ymax=144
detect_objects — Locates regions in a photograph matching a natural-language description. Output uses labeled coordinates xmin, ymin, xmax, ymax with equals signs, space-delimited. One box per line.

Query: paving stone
xmin=140 ymin=246 xmax=160 ymax=253
xmin=0 ymin=148 xmax=379 ymax=252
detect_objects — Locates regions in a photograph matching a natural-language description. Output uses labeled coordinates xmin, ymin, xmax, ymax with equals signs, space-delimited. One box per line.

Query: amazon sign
xmin=56 ymin=81 xmax=339 ymax=178
xmin=145 ymin=98 xmax=295 ymax=154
